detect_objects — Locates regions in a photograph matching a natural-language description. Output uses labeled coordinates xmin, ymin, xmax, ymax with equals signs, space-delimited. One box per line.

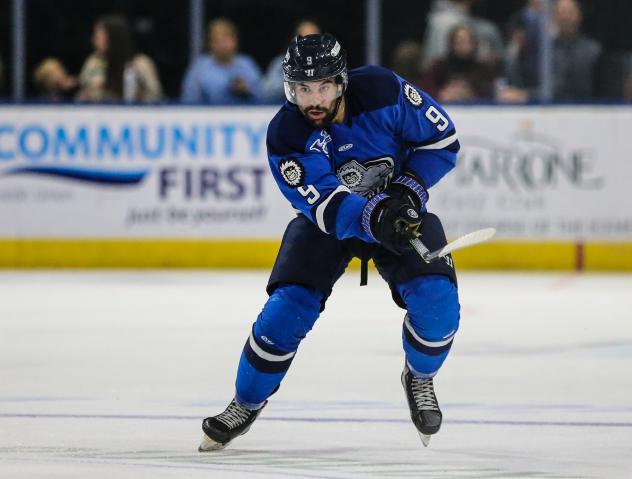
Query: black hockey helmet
xmin=282 ymin=33 xmax=348 ymax=104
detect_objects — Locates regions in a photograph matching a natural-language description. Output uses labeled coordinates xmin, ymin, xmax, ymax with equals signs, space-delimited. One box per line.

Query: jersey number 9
xmin=298 ymin=185 xmax=321 ymax=205
xmin=425 ymin=106 xmax=449 ymax=132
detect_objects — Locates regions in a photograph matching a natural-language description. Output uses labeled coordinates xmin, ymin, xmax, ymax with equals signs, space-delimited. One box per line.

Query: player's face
xmin=294 ymin=79 xmax=342 ymax=127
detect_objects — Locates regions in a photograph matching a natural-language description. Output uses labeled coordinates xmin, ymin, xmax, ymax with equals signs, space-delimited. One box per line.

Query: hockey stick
xmin=409 ymin=228 xmax=496 ymax=263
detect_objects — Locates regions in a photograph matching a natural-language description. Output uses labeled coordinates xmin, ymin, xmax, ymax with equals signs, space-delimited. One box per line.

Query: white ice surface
xmin=1 ymin=271 xmax=631 ymax=478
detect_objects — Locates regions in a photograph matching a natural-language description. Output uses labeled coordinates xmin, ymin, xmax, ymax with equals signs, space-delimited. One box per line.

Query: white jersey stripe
xmin=315 ymin=184 xmax=351 ymax=233
xmin=413 ymin=132 xmax=458 ymax=151
xmin=249 ymin=333 xmax=296 ymax=362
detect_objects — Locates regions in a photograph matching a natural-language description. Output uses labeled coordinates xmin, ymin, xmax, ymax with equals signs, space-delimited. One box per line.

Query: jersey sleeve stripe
xmin=323 ymin=190 xmax=351 ymax=234
xmin=413 ymin=132 xmax=459 ymax=151
xmin=314 ymin=185 xmax=351 ymax=233
xmin=411 ymin=127 xmax=455 ymax=147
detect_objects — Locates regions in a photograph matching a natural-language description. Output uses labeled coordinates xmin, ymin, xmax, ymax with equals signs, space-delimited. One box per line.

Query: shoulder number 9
xmin=298 ymin=185 xmax=321 ymax=205
xmin=425 ymin=106 xmax=449 ymax=132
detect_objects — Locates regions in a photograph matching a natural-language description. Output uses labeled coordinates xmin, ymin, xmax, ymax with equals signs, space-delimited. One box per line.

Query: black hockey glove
xmin=386 ymin=172 xmax=429 ymax=213
xmin=361 ymin=193 xmax=421 ymax=255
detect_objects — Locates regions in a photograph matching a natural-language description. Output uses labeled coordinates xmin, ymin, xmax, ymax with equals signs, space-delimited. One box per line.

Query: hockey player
xmin=199 ymin=33 xmax=460 ymax=450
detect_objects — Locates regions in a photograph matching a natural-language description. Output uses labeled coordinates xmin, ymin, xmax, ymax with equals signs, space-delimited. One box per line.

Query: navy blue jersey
xmin=266 ymin=65 xmax=460 ymax=243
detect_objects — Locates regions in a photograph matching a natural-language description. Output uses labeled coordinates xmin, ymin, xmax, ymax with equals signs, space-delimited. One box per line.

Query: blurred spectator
xmin=77 ymin=14 xmax=163 ymax=102
xmin=503 ymin=0 xmax=545 ymax=96
xmin=181 ymin=18 xmax=262 ymax=104
xmin=32 ymin=58 xmax=78 ymax=102
xmin=624 ymin=53 xmax=632 ymax=101
xmin=423 ymin=0 xmax=504 ymax=70
xmin=0 ymin=53 xmax=4 ymax=96
xmin=625 ymin=74 xmax=632 ymax=101
xmin=261 ymin=19 xmax=321 ymax=103
xmin=552 ymin=0 xmax=601 ymax=100
xmin=422 ymin=25 xmax=495 ymax=102
xmin=594 ymin=50 xmax=632 ymax=100
xmin=391 ymin=40 xmax=424 ymax=86
xmin=499 ymin=0 xmax=602 ymax=102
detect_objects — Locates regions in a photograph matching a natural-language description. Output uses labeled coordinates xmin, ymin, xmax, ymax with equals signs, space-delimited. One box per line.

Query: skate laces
xmin=410 ymin=377 xmax=439 ymax=411
xmin=216 ymin=400 xmax=252 ymax=429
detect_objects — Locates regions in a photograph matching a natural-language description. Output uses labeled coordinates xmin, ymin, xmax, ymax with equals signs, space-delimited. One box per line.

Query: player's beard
xmin=300 ymin=101 xmax=337 ymax=128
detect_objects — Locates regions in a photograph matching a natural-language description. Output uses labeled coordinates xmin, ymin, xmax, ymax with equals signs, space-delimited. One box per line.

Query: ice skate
xmin=401 ymin=365 xmax=442 ymax=447
xmin=198 ymin=398 xmax=266 ymax=451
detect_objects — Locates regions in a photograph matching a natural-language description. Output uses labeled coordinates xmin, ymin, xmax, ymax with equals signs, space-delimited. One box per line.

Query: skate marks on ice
xmin=1 ymin=404 xmax=621 ymax=479
xmin=0 ymin=444 xmax=579 ymax=479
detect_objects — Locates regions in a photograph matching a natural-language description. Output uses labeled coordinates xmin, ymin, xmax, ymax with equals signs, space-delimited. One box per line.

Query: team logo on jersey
xmin=404 ymin=83 xmax=423 ymax=107
xmin=279 ymin=159 xmax=305 ymax=187
xmin=309 ymin=130 xmax=332 ymax=157
xmin=336 ymin=157 xmax=394 ymax=197
xmin=338 ymin=163 xmax=364 ymax=189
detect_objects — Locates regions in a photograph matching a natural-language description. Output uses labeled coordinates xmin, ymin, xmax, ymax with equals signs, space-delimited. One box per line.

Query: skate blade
xmin=418 ymin=432 xmax=431 ymax=447
xmin=198 ymin=433 xmax=228 ymax=452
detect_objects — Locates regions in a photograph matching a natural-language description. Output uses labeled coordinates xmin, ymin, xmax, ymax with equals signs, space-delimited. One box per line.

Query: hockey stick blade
xmin=410 ymin=228 xmax=496 ymax=263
